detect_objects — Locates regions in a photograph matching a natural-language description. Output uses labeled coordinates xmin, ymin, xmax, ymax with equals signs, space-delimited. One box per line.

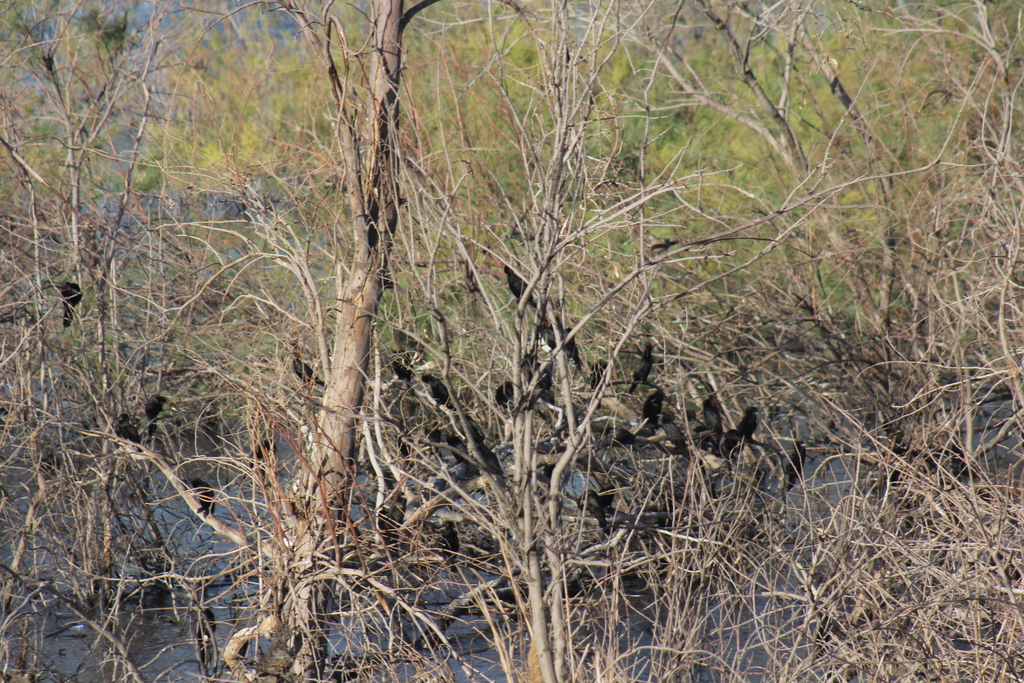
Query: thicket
xmin=0 ymin=0 xmax=1021 ymax=681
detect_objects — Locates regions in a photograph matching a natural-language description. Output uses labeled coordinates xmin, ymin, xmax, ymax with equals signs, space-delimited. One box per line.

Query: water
xmin=4 ymin=412 xmax=1021 ymax=682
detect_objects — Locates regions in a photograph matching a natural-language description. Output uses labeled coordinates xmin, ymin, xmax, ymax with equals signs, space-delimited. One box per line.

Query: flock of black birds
xmin=96 ymin=262 xmax=810 ymax=542
xmin=113 ymin=395 xmax=170 ymax=446
xmin=372 ymin=262 xmax=813 ymax=539
xmin=112 ymin=395 xmax=223 ymax=520
xmin=62 ymin=282 xmax=225 ymax=522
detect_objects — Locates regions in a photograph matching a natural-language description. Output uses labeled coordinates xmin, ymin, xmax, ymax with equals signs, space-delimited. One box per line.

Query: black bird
xmin=437 ymin=431 xmax=481 ymax=478
xmin=537 ymin=324 xmax=556 ymax=353
xmin=421 ymin=373 xmax=451 ymax=408
xmin=463 ymin=419 xmax=505 ymax=480
xmin=627 ymin=342 xmax=655 ymax=393
xmin=377 ymin=504 xmax=403 ymax=540
xmin=114 ymin=413 xmax=141 ymax=444
xmin=439 ymin=520 xmax=460 ymax=556
xmin=463 ymin=260 xmax=480 ymax=294
xmin=783 ymin=441 xmax=808 ymax=490
xmin=503 ymin=265 xmax=534 ymax=306
xmin=736 ymin=406 xmax=758 ymax=441
xmin=495 ymin=380 xmax=514 ymax=407
xmin=475 ymin=443 xmax=505 ymax=480
xmin=59 ymin=281 xmax=82 ymax=328
xmin=190 ymin=478 xmax=216 ymax=517
xmin=443 ymin=432 xmax=475 ymax=472
xmin=145 ymin=395 xmax=168 ymax=421
xmin=650 ymin=239 xmax=679 ymax=253
xmin=702 ymin=395 xmax=724 ymax=435
xmin=390 ymin=356 xmax=413 ymax=382
xmin=538 ymin=322 xmax=582 ymax=366
xmin=582 ymin=489 xmax=614 ymax=535
xmin=194 ymin=607 xmax=217 ymax=674
xmin=144 ymin=395 xmax=168 ymax=438
xmin=536 ymin=361 xmax=554 ymax=395
xmin=642 ymin=388 xmax=665 ymax=429
xmin=253 ymin=437 xmax=275 ymax=463
xmin=537 ymin=459 xmax=558 ymax=480
xmin=609 ymin=427 xmax=637 ymax=447
xmin=291 ymin=344 xmax=324 ymax=388
xmin=564 ymin=331 xmax=581 ymax=367
xmin=589 ymin=360 xmax=608 ymax=391
xmin=521 ymin=351 xmax=555 ymax=406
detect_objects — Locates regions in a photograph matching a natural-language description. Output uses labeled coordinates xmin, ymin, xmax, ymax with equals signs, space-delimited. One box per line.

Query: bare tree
xmin=2 ymin=1 xmax=1022 ymax=681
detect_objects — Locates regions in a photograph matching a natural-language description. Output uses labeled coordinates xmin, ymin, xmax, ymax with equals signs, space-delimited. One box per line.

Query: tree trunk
xmin=284 ymin=0 xmax=406 ymax=676
xmin=304 ymin=0 xmax=404 ymax=512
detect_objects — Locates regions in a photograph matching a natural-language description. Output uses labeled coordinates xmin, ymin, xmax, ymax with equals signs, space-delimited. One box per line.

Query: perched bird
xmin=538 ymin=322 xmax=582 ymax=366
xmin=521 ymin=351 xmax=555 ymax=406
xmin=190 ymin=478 xmax=216 ymax=517
xmin=194 ymin=607 xmax=217 ymax=674
xmin=443 ymin=431 xmax=478 ymax=474
xmin=589 ymin=360 xmax=608 ymax=391
xmin=463 ymin=420 xmax=505 ymax=480
xmin=439 ymin=520 xmax=460 ymax=556
xmin=145 ymin=395 xmax=168 ymax=421
xmin=537 ymin=458 xmax=558 ymax=481
xmin=660 ymin=419 xmax=690 ymax=457
xmin=114 ymin=413 xmax=141 ymax=444
xmin=503 ymin=265 xmax=534 ymax=306
xmin=702 ymin=395 xmax=724 ymax=435
xmin=144 ymin=395 xmax=168 ymax=438
xmin=609 ymin=427 xmax=637 ymax=447
xmin=642 ymin=388 xmax=665 ymax=429
xmin=783 ymin=441 xmax=808 ymax=490
xmin=290 ymin=344 xmax=324 ymax=388
xmin=537 ymin=324 xmax=555 ymax=353
xmin=377 ymin=504 xmax=403 ymax=540
xmin=495 ymin=380 xmax=514 ymax=407
xmin=649 ymin=239 xmax=679 ymax=253
xmin=389 ymin=356 xmax=413 ymax=382
xmin=536 ymin=362 xmax=554 ymax=395
xmin=564 ymin=329 xmax=582 ymax=367
xmin=463 ymin=260 xmax=480 ymax=294
xmin=736 ymin=406 xmax=758 ymax=441
xmin=475 ymin=443 xmax=505 ymax=480
xmin=421 ymin=373 xmax=451 ymax=408
xmin=252 ymin=437 xmax=275 ymax=464
xmin=59 ymin=281 xmax=82 ymax=328
xmin=582 ymin=489 xmax=614 ymax=535
xmin=627 ymin=342 xmax=655 ymax=393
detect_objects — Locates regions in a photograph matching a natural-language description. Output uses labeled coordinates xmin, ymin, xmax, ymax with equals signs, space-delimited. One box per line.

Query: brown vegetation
xmin=0 ymin=0 xmax=1022 ymax=681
